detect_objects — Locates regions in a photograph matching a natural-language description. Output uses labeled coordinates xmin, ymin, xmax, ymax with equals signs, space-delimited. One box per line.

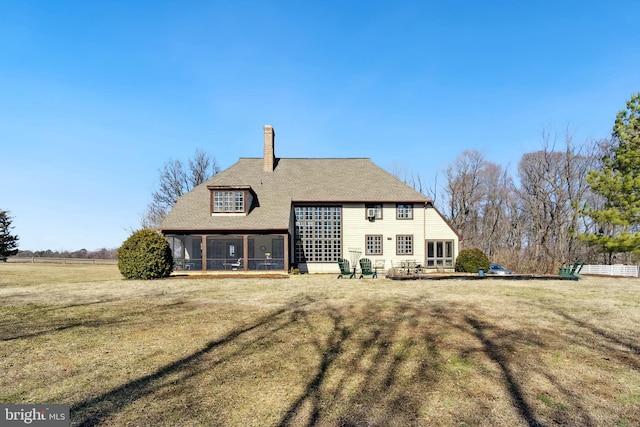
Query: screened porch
xmin=166 ymin=234 xmax=288 ymax=272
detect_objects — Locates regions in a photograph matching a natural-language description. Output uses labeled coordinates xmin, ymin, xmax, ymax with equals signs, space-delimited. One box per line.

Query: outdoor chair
xmin=407 ymin=259 xmax=421 ymax=275
xmin=337 ymin=258 xmax=355 ymax=279
xmin=559 ymin=259 xmax=584 ymax=278
xmin=359 ymin=258 xmax=377 ymax=279
xmin=374 ymin=259 xmax=386 ymax=276
xmin=230 ymin=258 xmax=243 ymax=270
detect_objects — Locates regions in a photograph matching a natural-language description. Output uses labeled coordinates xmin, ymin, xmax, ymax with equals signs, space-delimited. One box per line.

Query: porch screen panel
xmin=295 ymin=206 xmax=342 ymax=263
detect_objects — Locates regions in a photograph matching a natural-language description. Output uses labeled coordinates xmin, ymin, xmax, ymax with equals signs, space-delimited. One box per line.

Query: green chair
xmin=559 ymin=259 xmax=584 ymax=278
xmin=359 ymin=258 xmax=377 ymax=279
xmin=338 ymin=258 xmax=354 ymax=279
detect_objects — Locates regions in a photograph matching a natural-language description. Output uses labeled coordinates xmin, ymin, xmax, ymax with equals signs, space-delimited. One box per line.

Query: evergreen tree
xmin=580 ymin=93 xmax=640 ymax=262
xmin=0 ymin=210 xmax=19 ymax=259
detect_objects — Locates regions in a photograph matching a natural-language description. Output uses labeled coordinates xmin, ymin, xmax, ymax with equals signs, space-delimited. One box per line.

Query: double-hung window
xmin=396 ymin=235 xmax=413 ymax=255
xmin=396 ymin=203 xmax=413 ymax=219
xmin=365 ymin=235 xmax=382 ymax=255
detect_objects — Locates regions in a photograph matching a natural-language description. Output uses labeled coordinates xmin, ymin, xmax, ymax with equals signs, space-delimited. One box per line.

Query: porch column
xmin=243 ymin=235 xmax=249 ymax=271
xmin=284 ymin=233 xmax=289 ymax=271
xmin=201 ymin=235 xmax=206 ymax=272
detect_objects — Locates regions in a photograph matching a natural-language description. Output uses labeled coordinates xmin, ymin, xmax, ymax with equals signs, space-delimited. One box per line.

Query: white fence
xmin=581 ymin=264 xmax=639 ymax=278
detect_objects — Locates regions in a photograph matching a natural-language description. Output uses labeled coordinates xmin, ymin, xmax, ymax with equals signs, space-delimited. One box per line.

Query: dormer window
xmin=209 ymin=186 xmax=252 ymax=214
xmin=214 ymin=191 xmax=244 ymax=212
xmin=396 ymin=203 xmax=413 ymax=220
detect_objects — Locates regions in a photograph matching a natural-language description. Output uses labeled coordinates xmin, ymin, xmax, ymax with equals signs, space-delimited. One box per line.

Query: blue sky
xmin=1 ymin=1 xmax=639 ymax=251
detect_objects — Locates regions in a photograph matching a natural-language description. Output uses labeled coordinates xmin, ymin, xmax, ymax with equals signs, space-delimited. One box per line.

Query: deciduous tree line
xmin=424 ymin=93 xmax=640 ymax=273
xmin=15 ymin=248 xmax=118 ymax=259
xmin=437 ymin=136 xmax=600 ymax=273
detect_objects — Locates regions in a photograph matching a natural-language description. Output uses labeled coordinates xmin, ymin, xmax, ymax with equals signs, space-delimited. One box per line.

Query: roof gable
xmin=161 ymin=157 xmax=429 ymax=231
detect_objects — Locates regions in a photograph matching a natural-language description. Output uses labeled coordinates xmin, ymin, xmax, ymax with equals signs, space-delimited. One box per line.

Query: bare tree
xmin=442 ymin=150 xmax=516 ymax=260
xmin=437 ymin=130 xmax=598 ymax=273
xmin=477 ymin=162 xmax=514 ymax=258
xmin=141 ymin=149 xmax=220 ymax=229
xmin=188 ymin=149 xmax=216 ymax=188
xmin=516 ymin=131 xmax=597 ymax=272
xmin=442 ymin=150 xmax=486 ymax=249
xmin=424 ymin=171 xmax=440 ymax=204
xmin=389 ymin=162 xmax=427 ymax=195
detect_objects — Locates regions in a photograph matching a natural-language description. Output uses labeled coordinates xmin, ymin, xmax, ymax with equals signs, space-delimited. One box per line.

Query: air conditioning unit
xmin=367 ymin=208 xmax=376 ymax=219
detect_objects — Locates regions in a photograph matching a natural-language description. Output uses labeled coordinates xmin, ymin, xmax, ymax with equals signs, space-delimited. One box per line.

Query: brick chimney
xmin=263 ymin=125 xmax=275 ymax=172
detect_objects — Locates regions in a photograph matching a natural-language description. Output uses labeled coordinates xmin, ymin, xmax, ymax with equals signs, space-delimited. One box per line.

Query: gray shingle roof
xmin=161 ymin=157 xmax=429 ymax=231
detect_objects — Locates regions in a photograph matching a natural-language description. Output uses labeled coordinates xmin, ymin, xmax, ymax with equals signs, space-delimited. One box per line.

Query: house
xmin=160 ymin=125 xmax=459 ymax=274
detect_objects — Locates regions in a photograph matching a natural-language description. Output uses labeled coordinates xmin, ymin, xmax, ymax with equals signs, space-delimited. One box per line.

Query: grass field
xmin=1 ymin=263 xmax=639 ymax=426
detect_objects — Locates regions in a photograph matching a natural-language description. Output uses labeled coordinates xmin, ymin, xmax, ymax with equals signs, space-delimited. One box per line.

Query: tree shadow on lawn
xmin=461 ymin=301 xmax=640 ymax=427
xmin=71 ymin=298 xmax=448 ymax=426
xmin=276 ymin=302 xmax=552 ymax=427
xmin=69 ymin=296 xmax=616 ymax=427
xmin=464 ymin=316 xmax=545 ymax=427
xmin=550 ymin=308 xmax=640 ymax=370
xmin=276 ymin=301 xmax=450 ymax=426
xmin=1 ymin=300 xmax=188 ymax=342
xmin=70 ymin=296 xmax=320 ymax=427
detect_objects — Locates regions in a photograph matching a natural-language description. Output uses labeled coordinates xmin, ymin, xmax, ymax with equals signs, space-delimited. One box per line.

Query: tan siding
xmin=425 ymin=207 xmax=458 ymax=239
xmin=306 ymin=263 xmax=342 ymax=274
xmin=342 ymin=203 xmax=425 ymax=271
xmin=303 ymin=205 xmax=459 ymax=274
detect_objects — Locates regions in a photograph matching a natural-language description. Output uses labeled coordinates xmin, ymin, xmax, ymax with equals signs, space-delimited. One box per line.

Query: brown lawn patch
xmin=1 ymin=263 xmax=639 ymax=426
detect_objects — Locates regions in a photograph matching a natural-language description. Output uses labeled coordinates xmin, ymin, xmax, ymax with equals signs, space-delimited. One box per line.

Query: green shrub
xmin=117 ymin=229 xmax=173 ymax=279
xmin=455 ymin=248 xmax=490 ymax=273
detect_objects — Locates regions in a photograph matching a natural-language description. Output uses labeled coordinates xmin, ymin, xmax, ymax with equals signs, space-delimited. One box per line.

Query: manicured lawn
xmin=1 ymin=263 xmax=639 ymax=426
